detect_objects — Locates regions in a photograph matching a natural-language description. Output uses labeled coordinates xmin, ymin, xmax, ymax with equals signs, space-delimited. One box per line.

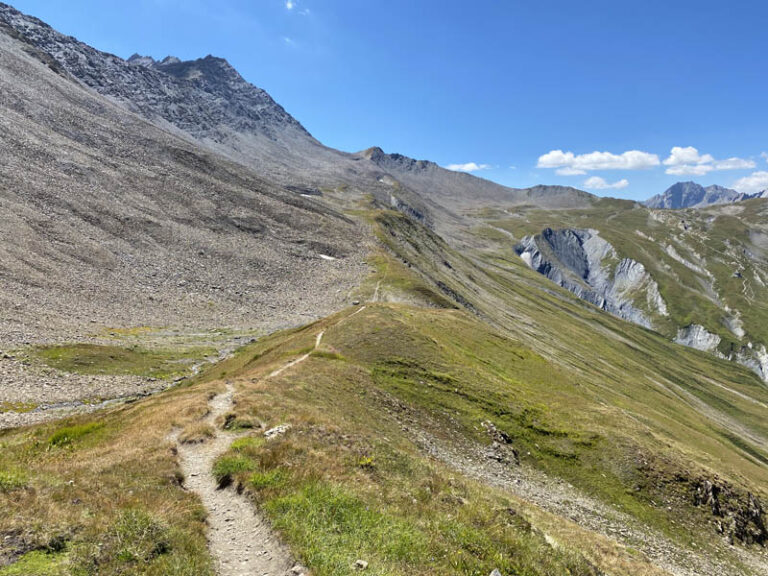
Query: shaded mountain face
xmin=645 ymin=181 xmax=763 ymax=209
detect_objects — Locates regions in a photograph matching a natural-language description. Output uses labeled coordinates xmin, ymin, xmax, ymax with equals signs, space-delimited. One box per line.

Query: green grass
xmin=48 ymin=422 xmax=104 ymax=448
xmin=212 ymin=455 xmax=257 ymax=487
xmin=33 ymin=343 xmax=215 ymax=379
xmin=0 ymin=401 xmax=37 ymax=414
xmin=213 ymin=389 xmax=603 ymax=576
xmin=0 ymin=383 xmax=218 ymax=576
xmin=69 ymin=509 xmax=172 ymax=574
xmin=478 ymin=198 xmax=768 ymax=356
xmin=0 ymin=550 xmax=68 ymax=576
xmin=0 ymin=469 xmax=27 ymax=492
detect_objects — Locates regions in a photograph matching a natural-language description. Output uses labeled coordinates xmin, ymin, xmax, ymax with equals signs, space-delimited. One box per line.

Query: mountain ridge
xmin=1 ymin=4 xmax=768 ymax=576
xmin=645 ymin=180 xmax=767 ymax=209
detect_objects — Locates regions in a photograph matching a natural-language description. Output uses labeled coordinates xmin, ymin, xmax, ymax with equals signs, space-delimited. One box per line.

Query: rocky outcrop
xmin=0 ymin=3 xmax=314 ymax=147
xmin=675 ymin=324 xmax=722 ymax=353
xmin=516 ymin=228 xmax=668 ymax=328
xmin=734 ymin=344 xmax=768 ymax=381
xmin=694 ymin=478 xmax=767 ymax=545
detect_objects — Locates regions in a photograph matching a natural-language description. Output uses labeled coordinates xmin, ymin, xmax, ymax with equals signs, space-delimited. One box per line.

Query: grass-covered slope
xmin=200 ymin=298 xmax=768 ymax=575
xmin=469 ymin=198 xmax=768 ymax=370
xmin=2 ymin=208 xmax=767 ymax=576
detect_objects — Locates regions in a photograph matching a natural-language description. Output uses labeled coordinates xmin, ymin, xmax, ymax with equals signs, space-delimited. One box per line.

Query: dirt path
xmin=172 ymin=318 xmax=347 ymax=576
xmin=269 ymin=331 xmax=325 ymax=378
xmin=174 ymin=384 xmax=298 ymax=576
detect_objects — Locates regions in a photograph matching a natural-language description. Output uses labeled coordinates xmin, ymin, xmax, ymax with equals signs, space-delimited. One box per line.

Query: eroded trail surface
xmin=175 ymin=384 xmax=296 ymax=576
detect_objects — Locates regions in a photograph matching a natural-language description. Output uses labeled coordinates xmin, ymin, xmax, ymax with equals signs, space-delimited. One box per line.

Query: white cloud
xmin=537 ymin=149 xmax=660 ymax=172
xmin=445 ymin=162 xmax=491 ymax=173
xmin=555 ymin=167 xmax=586 ymax=176
xmin=583 ymin=176 xmax=629 ymax=190
xmin=285 ymin=1 xmax=294 ymax=9
xmin=665 ymin=164 xmax=715 ymax=176
xmin=762 ymin=152 xmax=768 ymax=163
xmin=663 ymin=146 xmax=755 ymax=175
xmin=663 ymin=146 xmax=714 ymax=167
xmin=714 ymin=157 xmax=755 ymax=170
xmin=732 ymin=171 xmax=768 ymax=194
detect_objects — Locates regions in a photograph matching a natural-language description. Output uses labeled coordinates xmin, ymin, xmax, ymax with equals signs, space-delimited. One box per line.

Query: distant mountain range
xmin=645 ymin=181 xmax=768 ymax=209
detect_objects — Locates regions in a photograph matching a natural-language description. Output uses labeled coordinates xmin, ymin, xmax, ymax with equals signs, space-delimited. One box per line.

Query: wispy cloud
xmin=538 ymin=149 xmax=660 ymax=173
xmin=445 ymin=162 xmax=491 ymax=173
xmin=733 ymin=171 xmax=768 ymax=194
xmin=583 ymin=176 xmax=629 ymax=190
xmin=556 ymin=167 xmax=587 ymax=176
xmin=762 ymin=152 xmax=768 ymax=163
xmin=285 ymin=0 xmax=294 ymax=9
xmin=663 ymin=146 xmax=755 ymax=176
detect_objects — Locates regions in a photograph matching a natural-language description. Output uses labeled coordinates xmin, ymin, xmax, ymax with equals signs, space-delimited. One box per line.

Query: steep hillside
xmin=2 ymin=231 xmax=767 ymax=574
xmin=469 ymin=198 xmax=768 ymax=379
xmin=0 ymin=20 xmax=368 ymax=346
xmin=1 ymin=4 xmax=767 ymax=576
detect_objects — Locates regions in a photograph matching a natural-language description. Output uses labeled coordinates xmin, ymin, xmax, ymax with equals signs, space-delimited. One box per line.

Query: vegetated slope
xmin=3 ymin=233 xmax=767 ymax=575
xmin=468 ymin=197 xmax=768 ymax=380
xmin=0 ymin=3 xmax=767 ymax=575
xmin=0 ymin=1 xmax=595 ymax=427
xmin=0 ymin=19 xmax=367 ymax=345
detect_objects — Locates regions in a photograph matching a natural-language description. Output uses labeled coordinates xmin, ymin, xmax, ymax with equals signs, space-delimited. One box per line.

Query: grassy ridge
xmin=205 ymin=298 xmax=766 ymax=574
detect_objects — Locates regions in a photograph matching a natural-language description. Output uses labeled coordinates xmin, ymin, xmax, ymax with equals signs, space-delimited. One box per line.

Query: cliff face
xmin=516 ymin=228 xmax=668 ymax=329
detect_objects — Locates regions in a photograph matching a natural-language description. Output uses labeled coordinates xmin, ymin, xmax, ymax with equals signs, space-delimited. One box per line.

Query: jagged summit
xmin=0 ymin=2 xmax=314 ymax=147
xmin=359 ymin=146 xmax=439 ymax=172
xmin=645 ymin=181 xmax=761 ymax=209
xmin=127 ymin=54 xmax=181 ymax=67
xmin=127 ymin=53 xmax=156 ymax=66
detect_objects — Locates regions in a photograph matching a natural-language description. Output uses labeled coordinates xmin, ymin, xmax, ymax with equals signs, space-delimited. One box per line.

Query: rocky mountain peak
xmin=359 ymin=147 xmax=439 ymax=172
xmin=645 ymin=181 xmax=743 ymax=209
xmin=127 ymin=53 xmax=156 ymax=67
xmin=155 ymin=54 xmax=243 ymax=86
xmin=0 ymin=2 xmax=314 ymax=148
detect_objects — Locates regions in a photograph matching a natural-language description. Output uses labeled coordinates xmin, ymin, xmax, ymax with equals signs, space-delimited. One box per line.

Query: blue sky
xmin=11 ymin=0 xmax=768 ymax=199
